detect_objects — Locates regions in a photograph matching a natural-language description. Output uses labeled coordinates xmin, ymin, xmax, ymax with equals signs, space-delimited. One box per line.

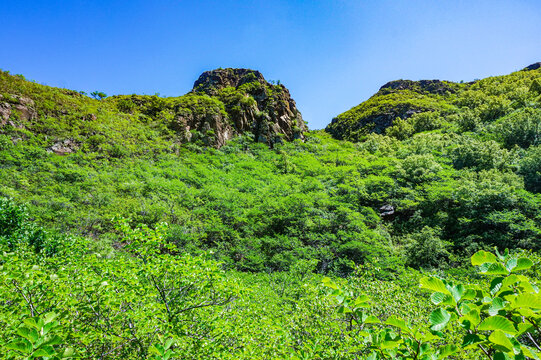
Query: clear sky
xmin=2 ymin=0 xmax=540 ymax=129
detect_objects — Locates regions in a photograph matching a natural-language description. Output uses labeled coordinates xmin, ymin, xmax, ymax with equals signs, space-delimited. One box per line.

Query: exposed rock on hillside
xmin=326 ymin=63 xmax=541 ymax=142
xmin=0 ymin=94 xmax=37 ymax=126
xmin=378 ymin=79 xmax=458 ymax=95
xmin=191 ymin=68 xmax=307 ymax=147
xmin=193 ymin=68 xmax=267 ymax=95
xmin=523 ymin=62 xmax=541 ymax=71
xmin=111 ymin=68 xmax=307 ymax=148
xmin=326 ymin=78 xmax=462 ymax=141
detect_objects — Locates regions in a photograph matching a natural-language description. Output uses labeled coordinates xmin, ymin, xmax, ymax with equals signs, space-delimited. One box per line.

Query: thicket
xmin=1 ymin=200 xmax=540 ymax=359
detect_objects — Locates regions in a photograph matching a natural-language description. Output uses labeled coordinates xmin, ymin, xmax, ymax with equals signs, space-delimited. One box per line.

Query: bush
xmin=403 ymin=226 xmax=450 ymax=268
xmin=0 ymin=197 xmax=26 ymax=238
xmin=491 ymin=108 xmax=541 ymax=149
xmin=519 ymin=145 xmax=541 ymax=193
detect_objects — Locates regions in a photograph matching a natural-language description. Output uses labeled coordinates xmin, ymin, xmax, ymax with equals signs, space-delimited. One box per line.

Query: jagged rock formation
xmin=190 ymin=68 xmax=307 ymax=147
xmin=0 ymin=68 xmax=306 ymax=154
xmin=193 ymin=68 xmax=266 ymax=95
xmin=111 ymin=68 xmax=306 ymax=148
xmin=378 ymin=79 xmax=459 ymax=95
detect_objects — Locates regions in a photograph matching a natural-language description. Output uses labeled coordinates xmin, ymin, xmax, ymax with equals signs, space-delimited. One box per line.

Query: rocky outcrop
xmin=327 ymin=103 xmax=425 ymax=140
xmin=193 ymin=68 xmax=267 ymax=95
xmin=0 ymin=94 xmax=37 ymax=126
xmin=378 ymin=79 xmax=458 ymax=95
xmin=112 ymin=68 xmax=307 ymax=148
xmin=523 ymin=62 xmax=541 ymax=71
xmin=326 ymin=78 xmax=460 ymax=141
xmin=191 ymin=68 xmax=307 ymax=147
xmin=47 ymin=139 xmax=79 ymax=155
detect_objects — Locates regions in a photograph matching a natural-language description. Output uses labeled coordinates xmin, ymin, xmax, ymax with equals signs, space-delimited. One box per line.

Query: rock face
xmin=113 ymin=68 xmax=307 ymax=148
xmin=325 ymin=78 xmax=461 ymax=141
xmin=190 ymin=68 xmax=307 ymax=147
xmin=0 ymin=94 xmax=37 ymax=126
xmin=523 ymin=62 xmax=541 ymax=71
xmin=326 ymin=103 xmax=424 ymax=140
xmin=193 ymin=68 xmax=267 ymax=95
xmin=379 ymin=79 xmax=458 ymax=95
xmin=47 ymin=139 xmax=79 ymax=155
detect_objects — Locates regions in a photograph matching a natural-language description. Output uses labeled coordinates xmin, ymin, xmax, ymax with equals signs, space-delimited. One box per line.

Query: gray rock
xmin=379 ymin=204 xmax=395 ymax=217
xmin=523 ymin=62 xmax=541 ymax=71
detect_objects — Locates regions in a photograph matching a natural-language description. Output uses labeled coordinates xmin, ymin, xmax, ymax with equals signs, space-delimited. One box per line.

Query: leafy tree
xmin=90 ymin=91 xmax=107 ymax=100
xmin=520 ymin=145 xmax=541 ymax=193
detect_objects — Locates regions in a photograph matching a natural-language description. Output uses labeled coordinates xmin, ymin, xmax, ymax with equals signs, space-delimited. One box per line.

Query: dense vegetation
xmin=0 ymin=64 xmax=540 ymax=358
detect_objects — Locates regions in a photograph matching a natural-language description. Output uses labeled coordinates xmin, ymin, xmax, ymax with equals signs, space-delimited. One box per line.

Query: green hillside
xmin=1 ymin=65 xmax=541 ymax=359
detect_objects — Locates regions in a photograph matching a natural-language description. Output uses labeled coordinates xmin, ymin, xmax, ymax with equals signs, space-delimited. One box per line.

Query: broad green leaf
xmin=490 ymin=277 xmax=504 ymax=296
xmin=462 ymin=289 xmax=477 ymax=300
xmin=23 ymin=318 xmax=38 ymax=329
xmin=429 ymin=308 xmax=451 ymax=331
xmin=489 ymin=297 xmax=505 ymax=316
xmin=322 ymin=277 xmax=338 ymax=290
xmin=449 ymin=284 xmax=465 ymax=302
xmin=380 ymin=340 xmax=402 ymax=350
xmin=32 ymin=347 xmax=55 ymax=357
xmin=462 ymin=333 xmax=482 ymax=349
xmin=385 ymin=316 xmax=409 ymax=333
xmin=478 ymin=315 xmax=516 ymax=334
xmin=43 ymin=335 xmax=63 ymax=347
xmin=43 ymin=312 xmax=58 ymax=325
xmin=471 ymin=251 xmax=498 ymax=266
xmin=518 ymin=308 xmax=536 ymax=317
xmin=521 ymin=345 xmax=540 ymax=360
xmin=438 ymin=344 xmax=458 ymax=357
xmin=505 ymin=258 xmax=517 ymax=272
xmin=480 ymin=263 xmax=508 ymax=275
xmin=431 ymin=292 xmax=454 ymax=306
xmin=6 ymin=339 xmax=32 ymax=354
xmin=420 ymin=277 xmax=451 ymax=296
xmin=363 ymin=315 xmax=381 ymax=324
xmin=501 ymin=275 xmax=519 ymax=290
xmin=517 ymin=323 xmax=535 ymax=335
xmin=489 ymin=330 xmax=514 ymax=353
xmin=164 ymin=338 xmax=174 ymax=350
xmin=62 ymin=347 xmax=75 ymax=358
xmin=514 ymin=258 xmax=534 ymax=272
xmin=462 ymin=308 xmax=481 ymax=327
xmin=509 ymin=293 xmax=541 ymax=309
xmin=17 ymin=327 xmax=38 ymax=343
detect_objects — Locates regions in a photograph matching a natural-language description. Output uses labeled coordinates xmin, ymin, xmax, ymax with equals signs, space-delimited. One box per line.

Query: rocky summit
xmin=190 ymin=68 xmax=307 ymax=147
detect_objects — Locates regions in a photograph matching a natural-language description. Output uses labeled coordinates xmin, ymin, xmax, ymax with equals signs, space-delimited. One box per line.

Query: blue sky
xmin=2 ymin=0 xmax=540 ymax=129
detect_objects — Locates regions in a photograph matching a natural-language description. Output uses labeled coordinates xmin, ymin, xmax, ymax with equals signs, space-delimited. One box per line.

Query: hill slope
xmin=0 ymin=65 xmax=540 ymax=274
xmin=0 ymin=68 xmax=306 ymax=154
xmin=326 ymin=64 xmax=541 ymax=145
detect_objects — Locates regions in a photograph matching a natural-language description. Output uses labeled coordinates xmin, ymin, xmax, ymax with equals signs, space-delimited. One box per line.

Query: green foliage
xmin=404 ymin=226 xmax=451 ymax=269
xmin=494 ymin=108 xmax=541 ymax=149
xmin=520 ymin=145 xmax=541 ymax=193
xmin=1 ymin=64 xmax=541 ymax=358
xmin=90 ymin=91 xmax=107 ymax=100
xmin=324 ymin=249 xmax=541 ymax=360
xmin=0 ymin=197 xmax=26 ymax=237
